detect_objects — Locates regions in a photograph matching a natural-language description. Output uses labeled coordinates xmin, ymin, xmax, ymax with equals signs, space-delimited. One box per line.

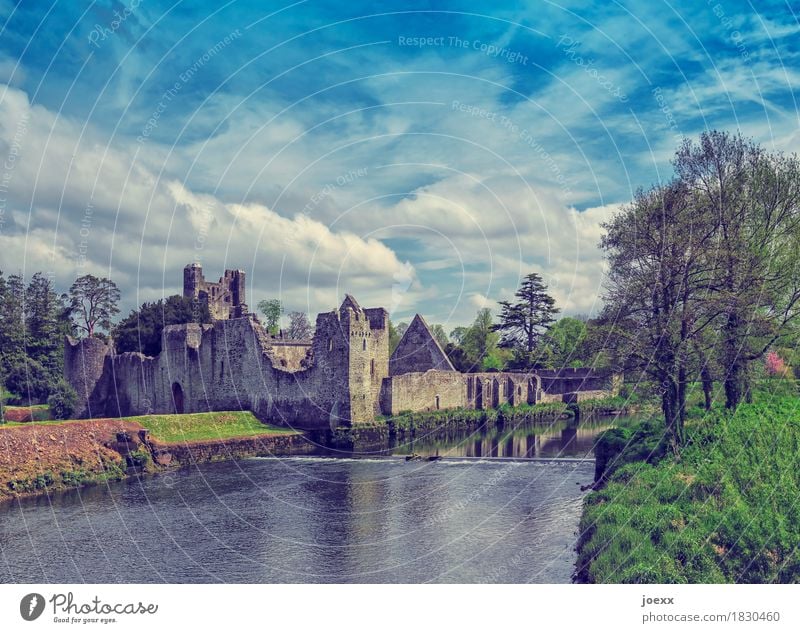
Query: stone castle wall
xmin=65 ymin=292 xmax=619 ymax=429
xmin=268 ymin=340 xmax=312 ymax=371
xmin=65 ymin=297 xmax=393 ymax=429
xmin=380 ymin=370 xmax=467 ymax=415
xmin=379 ymin=371 xmax=545 ymax=416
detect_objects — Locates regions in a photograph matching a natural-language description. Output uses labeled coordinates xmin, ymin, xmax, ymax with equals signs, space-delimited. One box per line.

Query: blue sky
xmin=0 ymin=0 xmax=798 ymax=329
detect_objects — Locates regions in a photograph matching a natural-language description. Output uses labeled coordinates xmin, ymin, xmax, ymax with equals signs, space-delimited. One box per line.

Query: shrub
xmin=5 ymin=358 xmax=55 ymax=404
xmin=47 ymin=380 xmax=78 ymax=420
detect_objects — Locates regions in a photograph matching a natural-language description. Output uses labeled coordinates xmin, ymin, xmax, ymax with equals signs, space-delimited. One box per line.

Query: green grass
xmin=577 ymin=389 xmax=800 ymax=583
xmin=0 ymin=419 xmax=68 ymax=428
xmin=0 ymin=410 xmax=297 ymax=442
xmin=134 ymin=411 xmax=298 ymax=443
xmin=1 ymin=404 xmax=53 ymax=422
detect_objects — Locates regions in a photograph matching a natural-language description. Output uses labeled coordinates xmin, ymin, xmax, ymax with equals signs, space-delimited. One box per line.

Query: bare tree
xmin=287 ymin=311 xmax=313 ymax=340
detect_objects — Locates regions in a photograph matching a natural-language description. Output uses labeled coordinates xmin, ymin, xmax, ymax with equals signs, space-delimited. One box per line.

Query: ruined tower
xmin=183 ymin=263 xmax=248 ymax=320
xmin=313 ymin=295 xmax=389 ymax=426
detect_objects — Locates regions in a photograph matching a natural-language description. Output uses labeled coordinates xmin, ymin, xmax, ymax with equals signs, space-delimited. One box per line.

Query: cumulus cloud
xmin=0 ymin=84 xmax=417 ymax=317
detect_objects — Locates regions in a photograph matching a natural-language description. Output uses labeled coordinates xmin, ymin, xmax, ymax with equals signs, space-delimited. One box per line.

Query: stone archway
xmin=172 ymin=382 xmax=185 ymax=414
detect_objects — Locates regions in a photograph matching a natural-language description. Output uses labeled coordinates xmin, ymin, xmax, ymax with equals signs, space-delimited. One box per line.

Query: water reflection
xmin=386 ymin=415 xmax=621 ymax=460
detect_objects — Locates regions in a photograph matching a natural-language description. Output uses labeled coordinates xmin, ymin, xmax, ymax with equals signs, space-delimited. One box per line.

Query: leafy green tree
xmin=0 ymin=272 xmax=25 ymax=376
xmin=449 ymin=326 xmax=468 ymax=345
xmin=114 ymin=295 xmax=211 ymax=356
xmin=258 ymin=299 xmax=283 ymax=335
xmin=674 ymin=131 xmax=800 ymax=409
xmin=429 ymin=324 xmax=449 ymax=349
xmin=388 ymin=319 xmax=401 ymax=354
xmin=493 ymin=272 xmax=559 ymax=357
xmin=24 ymin=272 xmax=66 ymax=381
xmin=69 ymin=274 xmax=121 ymax=338
xmin=543 ymin=317 xmax=587 ymax=368
xmin=601 ymin=180 xmax=716 ymax=450
xmin=5 ymin=358 xmax=52 ymax=404
xmin=443 ymin=342 xmax=470 ymax=372
xmin=395 ymin=321 xmax=409 ymax=341
xmin=461 ymin=308 xmax=500 ymax=370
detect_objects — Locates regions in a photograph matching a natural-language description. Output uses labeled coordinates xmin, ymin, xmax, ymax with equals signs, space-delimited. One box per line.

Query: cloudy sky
xmin=0 ymin=1 xmax=797 ymax=330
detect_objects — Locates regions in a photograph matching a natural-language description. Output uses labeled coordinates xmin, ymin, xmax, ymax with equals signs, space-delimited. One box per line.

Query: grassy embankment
xmin=577 ymin=382 xmax=800 ymax=583
xmin=2 ymin=404 xmax=52 ymax=423
xmin=0 ymin=411 xmax=298 ymax=499
xmin=134 ymin=411 xmax=296 ymax=442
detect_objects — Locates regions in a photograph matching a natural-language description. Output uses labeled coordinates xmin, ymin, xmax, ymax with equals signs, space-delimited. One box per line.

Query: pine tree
xmin=493 ymin=273 xmax=559 ymax=355
xmin=24 ymin=272 xmax=65 ymax=380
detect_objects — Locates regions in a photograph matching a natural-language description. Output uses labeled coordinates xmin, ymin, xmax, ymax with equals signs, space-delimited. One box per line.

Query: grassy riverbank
xmin=0 ymin=411 xmax=302 ymax=500
xmin=136 ymin=411 xmax=297 ymax=442
xmin=576 ymin=390 xmax=800 ymax=583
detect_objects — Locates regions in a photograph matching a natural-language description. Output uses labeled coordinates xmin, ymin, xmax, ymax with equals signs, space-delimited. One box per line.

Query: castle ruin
xmin=183 ymin=263 xmax=248 ymax=320
xmin=64 ymin=266 xmax=617 ymax=430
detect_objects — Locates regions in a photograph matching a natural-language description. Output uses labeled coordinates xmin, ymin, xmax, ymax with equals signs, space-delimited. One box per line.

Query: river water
xmin=0 ymin=416 xmax=621 ymax=583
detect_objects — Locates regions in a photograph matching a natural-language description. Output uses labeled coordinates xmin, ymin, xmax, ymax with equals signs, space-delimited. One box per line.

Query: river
xmin=0 ymin=415 xmax=626 ymax=583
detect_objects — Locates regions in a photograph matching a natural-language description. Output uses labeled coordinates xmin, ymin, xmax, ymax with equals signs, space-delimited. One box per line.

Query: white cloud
xmin=0 ymin=83 xmax=417 ymax=317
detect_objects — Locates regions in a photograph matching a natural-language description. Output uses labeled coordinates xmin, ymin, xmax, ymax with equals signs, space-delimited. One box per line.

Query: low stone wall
xmin=380 ymin=370 xmax=466 ymax=415
xmin=148 ymin=432 xmax=316 ymax=465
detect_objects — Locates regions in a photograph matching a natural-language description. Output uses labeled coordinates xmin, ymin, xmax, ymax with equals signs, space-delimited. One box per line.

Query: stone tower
xmin=313 ymin=295 xmax=389 ymax=426
xmin=63 ymin=335 xmax=112 ymax=418
xmin=183 ymin=263 xmax=248 ymax=320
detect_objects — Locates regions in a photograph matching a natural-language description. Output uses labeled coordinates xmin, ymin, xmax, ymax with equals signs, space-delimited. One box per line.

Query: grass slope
xmin=577 ymin=392 xmax=800 ymax=583
xmin=135 ymin=411 xmax=298 ymax=442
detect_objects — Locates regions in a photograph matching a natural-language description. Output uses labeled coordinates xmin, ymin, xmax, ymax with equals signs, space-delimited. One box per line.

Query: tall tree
xmin=0 ymin=272 xmax=25 ymax=375
xmin=394 ymin=321 xmax=409 ymax=341
xmin=287 ymin=311 xmax=313 ymax=340
xmin=674 ymin=131 xmax=800 ymax=409
xmin=24 ymin=272 xmax=66 ymax=380
xmin=492 ymin=273 xmax=559 ymax=366
xmin=461 ymin=308 xmax=500 ymax=370
xmin=449 ymin=326 xmax=468 ymax=345
xmin=69 ymin=274 xmax=120 ymax=338
xmin=601 ymin=181 xmax=716 ymax=451
xmin=429 ymin=324 xmax=449 ymax=349
xmin=543 ymin=316 xmax=588 ymax=369
xmin=388 ymin=319 xmax=401 ymax=354
xmin=258 ymin=299 xmax=283 ymax=335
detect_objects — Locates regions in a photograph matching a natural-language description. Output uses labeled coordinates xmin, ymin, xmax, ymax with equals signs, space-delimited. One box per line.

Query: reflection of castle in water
xmin=399 ymin=420 xmax=615 ymax=460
